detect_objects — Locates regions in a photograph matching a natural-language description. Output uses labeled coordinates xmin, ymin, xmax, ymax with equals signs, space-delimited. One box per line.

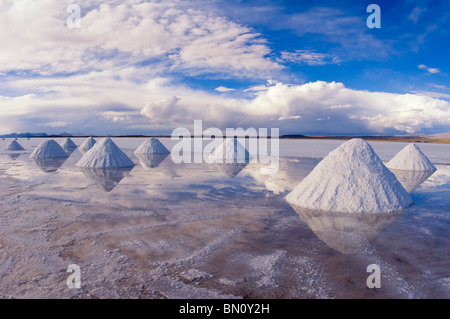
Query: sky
xmin=0 ymin=0 xmax=449 ymax=136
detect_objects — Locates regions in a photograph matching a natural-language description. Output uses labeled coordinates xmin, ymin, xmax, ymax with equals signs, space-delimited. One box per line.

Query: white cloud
xmin=431 ymin=84 xmax=448 ymax=90
xmin=1 ymin=1 xmax=449 ymax=136
xmin=282 ymin=8 xmax=393 ymax=60
xmin=2 ymin=77 xmax=449 ymax=135
xmin=215 ymin=86 xmax=235 ymax=92
xmin=245 ymin=81 xmax=450 ymax=134
xmin=409 ymin=7 xmax=423 ymax=24
xmin=428 ymin=68 xmax=440 ymax=74
xmin=329 ymin=104 xmax=352 ymax=109
xmin=280 ymin=50 xmax=340 ymax=66
xmin=243 ymin=80 xmax=281 ymax=93
xmin=411 ymin=91 xmax=450 ymax=99
xmin=244 ymin=85 xmax=269 ymax=92
xmin=141 ymin=96 xmax=181 ymax=120
xmin=0 ymin=0 xmax=281 ymax=78
xmin=40 ymin=121 xmax=72 ymax=128
xmin=278 ymin=115 xmax=302 ymax=120
xmin=418 ymin=64 xmax=440 ymax=74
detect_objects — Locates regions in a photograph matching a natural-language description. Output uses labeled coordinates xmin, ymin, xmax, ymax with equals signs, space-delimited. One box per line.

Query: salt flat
xmin=0 ymin=138 xmax=449 ymax=298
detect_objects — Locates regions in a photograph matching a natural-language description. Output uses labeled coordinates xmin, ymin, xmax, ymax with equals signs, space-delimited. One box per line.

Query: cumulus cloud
xmin=141 ymin=96 xmax=181 ymax=120
xmin=244 ymin=81 xmax=450 ymax=134
xmin=2 ymin=75 xmax=449 ymax=135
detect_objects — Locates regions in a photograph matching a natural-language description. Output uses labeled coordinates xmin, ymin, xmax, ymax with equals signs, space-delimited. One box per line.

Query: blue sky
xmin=0 ymin=0 xmax=449 ymax=135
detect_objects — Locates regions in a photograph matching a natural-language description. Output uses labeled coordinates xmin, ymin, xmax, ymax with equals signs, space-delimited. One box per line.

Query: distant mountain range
xmin=0 ymin=132 xmax=73 ymax=138
xmin=430 ymin=131 xmax=450 ymax=138
xmin=1 ymin=131 xmax=450 ymax=141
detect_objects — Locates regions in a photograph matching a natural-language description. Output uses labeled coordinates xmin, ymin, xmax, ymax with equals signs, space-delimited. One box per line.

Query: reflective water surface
xmin=0 ymin=139 xmax=449 ymax=298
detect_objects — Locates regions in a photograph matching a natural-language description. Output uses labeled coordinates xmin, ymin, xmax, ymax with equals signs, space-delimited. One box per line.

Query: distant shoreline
xmin=279 ymin=135 xmax=450 ymax=144
xmin=4 ymin=134 xmax=449 ymax=144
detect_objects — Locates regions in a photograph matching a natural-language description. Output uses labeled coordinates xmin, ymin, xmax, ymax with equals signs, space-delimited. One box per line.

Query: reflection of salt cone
xmin=32 ymin=157 xmax=68 ymax=173
xmin=7 ymin=153 xmax=21 ymax=160
xmin=135 ymin=153 xmax=169 ymax=170
xmin=389 ymin=169 xmax=435 ymax=193
xmin=289 ymin=204 xmax=404 ymax=254
xmin=80 ymin=167 xmax=133 ymax=192
xmin=217 ymin=162 xmax=248 ymax=177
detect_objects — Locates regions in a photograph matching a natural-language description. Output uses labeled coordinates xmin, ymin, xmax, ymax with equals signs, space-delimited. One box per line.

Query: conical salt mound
xmin=134 ymin=138 xmax=170 ymax=154
xmin=209 ymin=138 xmax=253 ymax=163
xmin=76 ymin=137 xmax=135 ymax=168
xmin=386 ymin=143 xmax=436 ymax=172
xmin=79 ymin=137 xmax=97 ymax=153
xmin=286 ymin=139 xmax=412 ymax=214
xmin=30 ymin=140 xmax=69 ymax=158
xmin=3 ymin=140 xmax=25 ymax=151
xmin=60 ymin=137 xmax=77 ymax=149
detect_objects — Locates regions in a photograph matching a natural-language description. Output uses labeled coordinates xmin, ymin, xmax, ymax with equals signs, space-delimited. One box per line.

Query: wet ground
xmin=0 ymin=138 xmax=449 ymax=298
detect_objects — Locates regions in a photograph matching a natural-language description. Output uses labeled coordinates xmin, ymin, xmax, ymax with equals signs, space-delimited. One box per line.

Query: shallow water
xmin=0 ymin=138 xmax=449 ymax=298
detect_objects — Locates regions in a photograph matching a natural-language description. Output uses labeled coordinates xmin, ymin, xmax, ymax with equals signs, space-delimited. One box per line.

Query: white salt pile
xmin=386 ymin=143 xmax=436 ymax=171
xmin=3 ymin=140 xmax=25 ymax=151
xmin=286 ymin=138 xmax=412 ymax=214
xmin=134 ymin=138 xmax=170 ymax=154
xmin=79 ymin=137 xmax=97 ymax=153
xmin=60 ymin=137 xmax=77 ymax=149
xmin=76 ymin=137 xmax=135 ymax=168
xmin=209 ymin=138 xmax=253 ymax=163
xmin=30 ymin=140 xmax=69 ymax=158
